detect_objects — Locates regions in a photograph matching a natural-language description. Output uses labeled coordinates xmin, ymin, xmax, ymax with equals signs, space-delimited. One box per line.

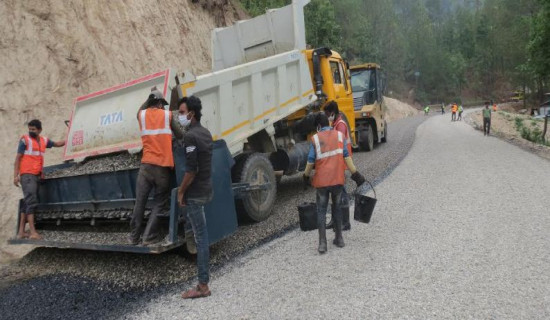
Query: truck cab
xmin=285 ymin=48 xmax=356 ymax=145
xmin=350 ymin=63 xmax=387 ymax=151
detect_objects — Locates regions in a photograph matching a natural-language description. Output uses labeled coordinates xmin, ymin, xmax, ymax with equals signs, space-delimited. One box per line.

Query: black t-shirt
xmin=184 ymin=122 xmax=213 ymax=200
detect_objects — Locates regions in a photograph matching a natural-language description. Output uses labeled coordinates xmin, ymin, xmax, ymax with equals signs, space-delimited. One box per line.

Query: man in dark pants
xmin=324 ymin=101 xmax=352 ymax=230
xmin=13 ymin=119 xmax=65 ymax=239
xmin=130 ymin=88 xmax=184 ymax=245
xmin=483 ymin=102 xmax=492 ymax=136
xmin=177 ymin=96 xmax=214 ymax=299
xmin=303 ymin=113 xmax=366 ymax=254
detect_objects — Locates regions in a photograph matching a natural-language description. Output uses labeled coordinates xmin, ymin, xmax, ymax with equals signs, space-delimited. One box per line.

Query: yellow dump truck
xmin=350 ymin=63 xmax=388 ymax=151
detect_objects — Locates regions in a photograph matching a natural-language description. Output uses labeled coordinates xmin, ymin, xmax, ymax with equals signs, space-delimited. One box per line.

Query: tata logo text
xmin=100 ymin=111 xmax=123 ymax=126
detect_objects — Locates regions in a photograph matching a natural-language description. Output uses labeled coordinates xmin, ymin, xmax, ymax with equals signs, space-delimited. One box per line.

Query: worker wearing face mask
xmin=324 ymin=101 xmax=353 ymax=230
xmin=129 ymin=87 xmax=185 ymax=246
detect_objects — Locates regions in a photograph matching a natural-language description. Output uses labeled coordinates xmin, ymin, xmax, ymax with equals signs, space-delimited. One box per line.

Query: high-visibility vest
xmin=333 ymin=115 xmax=352 ymax=156
xmin=138 ymin=108 xmax=174 ymax=168
xmin=19 ymin=135 xmax=48 ymax=175
xmin=493 ymin=105 xmax=497 ymax=111
xmin=311 ymin=130 xmax=346 ymax=188
xmin=452 ymin=105 xmax=458 ymax=112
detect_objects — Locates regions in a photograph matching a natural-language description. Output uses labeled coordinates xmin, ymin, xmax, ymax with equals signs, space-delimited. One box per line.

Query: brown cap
xmin=148 ymin=86 xmax=168 ymax=105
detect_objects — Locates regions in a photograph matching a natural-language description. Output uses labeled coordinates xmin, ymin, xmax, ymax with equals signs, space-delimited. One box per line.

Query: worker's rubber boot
xmin=333 ymin=211 xmax=345 ymax=248
xmin=318 ymin=224 xmax=327 ymax=254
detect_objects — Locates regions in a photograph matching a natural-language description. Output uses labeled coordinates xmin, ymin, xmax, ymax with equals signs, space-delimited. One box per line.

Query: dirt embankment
xmin=466 ymin=110 xmax=550 ymax=161
xmin=384 ymin=97 xmax=419 ymax=122
xmin=0 ymin=0 xmax=246 ymax=263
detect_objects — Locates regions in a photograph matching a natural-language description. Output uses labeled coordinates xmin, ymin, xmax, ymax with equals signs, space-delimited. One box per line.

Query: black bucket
xmin=298 ymin=202 xmax=317 ymax=231
xmin=354 ymin=180 xmax=377 ymax=224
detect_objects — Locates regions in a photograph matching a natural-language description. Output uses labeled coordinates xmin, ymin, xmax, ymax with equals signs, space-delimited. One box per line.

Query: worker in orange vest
xmin=493 ymin=103 xmax=498 ymax=112
xmin=129 ymin=87 xmax=185 ymax=245
xmin=303 ymin=113 xmax=366 ymax=254
xmin=13 ymin=119 xmax=65 ymax=239
xmin=451 ymin=103 xmax=458 ymax=121
xmin=324 ymin=101 xmax=352 ymax=230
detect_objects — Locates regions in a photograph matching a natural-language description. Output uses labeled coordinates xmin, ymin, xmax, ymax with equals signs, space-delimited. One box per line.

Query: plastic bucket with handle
xmin=354 ymin=179 xmax=377 ymax=224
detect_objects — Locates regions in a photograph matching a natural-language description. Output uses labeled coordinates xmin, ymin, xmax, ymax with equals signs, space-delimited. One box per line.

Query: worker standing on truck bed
xmin=324 ymin=101 xmax=352 ymax=231
xmin=13 ymin=119 xmax=65 ymax=239
xmin=177 ymin=96 xmax=214 ymax=299
xmin=129 ymin=88 xmax=184 ymax=246
xmin=303 ymin=113 xmax=366 ymax=254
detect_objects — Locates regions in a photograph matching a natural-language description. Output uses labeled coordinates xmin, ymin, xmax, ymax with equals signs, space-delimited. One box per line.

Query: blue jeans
xmin=185 ymin=199 xmax=210 ymax=284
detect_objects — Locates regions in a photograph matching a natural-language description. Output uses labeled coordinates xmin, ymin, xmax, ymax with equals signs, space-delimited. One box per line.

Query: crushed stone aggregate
xmin=0 ymin=116 xmax=426 ymax=319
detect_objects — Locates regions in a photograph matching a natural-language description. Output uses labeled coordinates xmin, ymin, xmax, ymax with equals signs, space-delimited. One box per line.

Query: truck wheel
xmin=359 ymin=126 xmax=374 ymax=151
xmin=381 ymin=121 xmax=388 ymax=143
xmin=233 ymin=153 xmax=277 ymax=222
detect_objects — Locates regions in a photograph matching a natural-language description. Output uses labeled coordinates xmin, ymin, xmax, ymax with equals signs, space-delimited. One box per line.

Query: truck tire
xmin=381 ymin=121 xmax=388 ymax=143
xmin=359 ymin=126 xmax=374 ymax=151
xmin=233 ymin=153 xmax=277 ymax=222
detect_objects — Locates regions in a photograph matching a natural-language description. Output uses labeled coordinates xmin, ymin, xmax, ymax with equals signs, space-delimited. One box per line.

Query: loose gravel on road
xmin=0 ymin=116 xmax=426 ymax=319
xmin=126 ymin=113 xmax=550 ymax=319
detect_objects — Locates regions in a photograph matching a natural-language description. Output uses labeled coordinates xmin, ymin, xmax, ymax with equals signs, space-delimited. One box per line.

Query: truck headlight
xmin=362 ymin=112 xmax=367 ymax=117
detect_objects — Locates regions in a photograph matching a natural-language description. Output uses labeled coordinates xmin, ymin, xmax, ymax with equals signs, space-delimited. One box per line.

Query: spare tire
xmin=232 ymin=153 xmax=277 ymax=222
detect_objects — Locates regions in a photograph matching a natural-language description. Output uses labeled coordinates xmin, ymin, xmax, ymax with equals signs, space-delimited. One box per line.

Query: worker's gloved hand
xmin=351 ymin=172 xmax=366 ymax=186
xmin=303 ymin=174 xmax=310 ymax=190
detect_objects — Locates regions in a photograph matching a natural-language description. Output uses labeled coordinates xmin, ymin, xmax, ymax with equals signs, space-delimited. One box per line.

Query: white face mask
xmin=178 ymin=114 xmax=191 ymax=128
xmin=328 ymin=114 xmax=335 ymax=122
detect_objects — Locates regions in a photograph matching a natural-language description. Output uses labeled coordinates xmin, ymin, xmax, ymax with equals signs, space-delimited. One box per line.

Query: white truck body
xmin=63 ymin=0 xmax=315 ymax=160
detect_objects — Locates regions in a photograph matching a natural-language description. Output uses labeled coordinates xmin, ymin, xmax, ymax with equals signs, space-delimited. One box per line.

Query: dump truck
xmin=8 ymin=0 xmax=355 ymax=253
xmin=350 ymin=63 xmax=387 ymax=151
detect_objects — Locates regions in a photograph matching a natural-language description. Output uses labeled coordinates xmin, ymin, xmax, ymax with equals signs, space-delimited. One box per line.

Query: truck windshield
xmin=351 ymin=69 xmax=372 ymax=92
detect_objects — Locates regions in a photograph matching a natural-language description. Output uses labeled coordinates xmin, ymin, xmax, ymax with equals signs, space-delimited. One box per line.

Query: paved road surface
xmin=0 ymin=116 xmax=426 ymax=319
xmin=127 ymin=113 xmax=550 ymax=319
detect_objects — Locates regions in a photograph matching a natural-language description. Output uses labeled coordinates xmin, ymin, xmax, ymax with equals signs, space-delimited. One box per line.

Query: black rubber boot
xmin=318 ymin=223 xmax=327 ymax=254
xmin=333 ymin=209 xmax=345 ymax=248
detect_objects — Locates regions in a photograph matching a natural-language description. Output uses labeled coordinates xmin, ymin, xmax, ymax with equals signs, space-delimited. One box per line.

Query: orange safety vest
xmin=333 ymin=115 xmax=353 ymax=157
xmin=311 ymin=130 xmax=346 ymax=188
xmin=452 ymin=105 xmax=458 ymax=112
xmin=138 ymin=108 xmax=174 ymax=168
xmin=493 ymin=104 xmax=497 ymax=111
xmin=19 ymin=135 xmax=48 ymax=175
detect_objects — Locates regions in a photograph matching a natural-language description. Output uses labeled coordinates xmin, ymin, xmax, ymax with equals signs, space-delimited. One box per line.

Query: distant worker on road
xmin=424 ymin=106 xmax=430 ymax=115
xmin=13 ymin=119 xmax=65 ymax=239
xmin=130 ymin=88 xmax=184 ymax=246
xmin=441 ymin=103 xmax=445 ymax=114
xmin=483 ymin=102 xmax=492 ymax=136
xmin=451 ymin=103 xmax=458 ymax=121
xmin=324 ymin=101 xmax=352 ymax=230
xmin=493 ymin=102 xmax=498 ymax=112
xmin=458 ymin=105 xmax=464 ymax=121
xmin=303 ymin=113 xmax=366 ymax=254
xmin=177 ymin=96 xmax=214 ymax=299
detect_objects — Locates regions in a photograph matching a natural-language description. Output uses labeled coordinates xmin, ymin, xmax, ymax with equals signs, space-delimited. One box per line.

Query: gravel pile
xmin=126 ymin=113 xmax=550 ymax=319
xmin=45 ymin=152 xmax=141 ymax=179
xmin=0 ymin=116 xmax=426 ymax=319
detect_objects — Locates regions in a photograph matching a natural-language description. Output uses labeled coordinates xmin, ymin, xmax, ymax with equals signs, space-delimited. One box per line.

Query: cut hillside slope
xmin=0 ymin=0 xmax=246 ymax=262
